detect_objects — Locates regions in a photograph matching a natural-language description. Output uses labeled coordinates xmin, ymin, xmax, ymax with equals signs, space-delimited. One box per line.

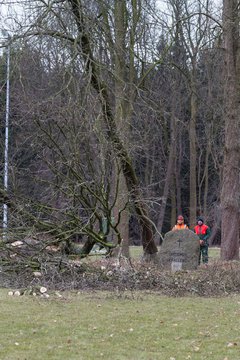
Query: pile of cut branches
xmin=1 ymin=249 xmax=240 ymax=297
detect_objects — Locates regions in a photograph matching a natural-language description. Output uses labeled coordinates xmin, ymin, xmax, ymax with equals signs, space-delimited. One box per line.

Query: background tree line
xmin=0 ymin=0 xmax=239 ymax=261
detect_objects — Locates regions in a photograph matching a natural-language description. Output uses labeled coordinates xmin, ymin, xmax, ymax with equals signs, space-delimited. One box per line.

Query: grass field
xmin=1 ymin=247 xmax=239 ymax=360
xmin=1 ymin=287 xmax=240 ymax=359
xmin=129 ymin=246 xmax=221 ymax=261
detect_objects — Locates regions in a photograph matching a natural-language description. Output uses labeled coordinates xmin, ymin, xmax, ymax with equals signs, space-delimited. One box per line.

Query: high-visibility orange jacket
xmin=194 ymin=224 xmax=210 ymax=245
xmin=172 ymin=224 xmax=188 ymax=231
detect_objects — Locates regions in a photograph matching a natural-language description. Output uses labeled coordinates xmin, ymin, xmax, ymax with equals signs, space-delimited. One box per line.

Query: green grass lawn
xmin=129 ymin=246 xmax=221 ymax=261
xmin=0 ymin=289 xmax=239 ymax=360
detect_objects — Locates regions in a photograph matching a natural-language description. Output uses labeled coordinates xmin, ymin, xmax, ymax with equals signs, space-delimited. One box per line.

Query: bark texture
xmin=221 ymin=0 xmax=240 ymax=260
xmin=68 ymin=0 xmax=158 ymax=256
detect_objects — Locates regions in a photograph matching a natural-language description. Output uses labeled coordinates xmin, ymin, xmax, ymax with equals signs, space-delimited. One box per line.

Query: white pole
xmin=3 ymin=38 xmax=10 ymax=240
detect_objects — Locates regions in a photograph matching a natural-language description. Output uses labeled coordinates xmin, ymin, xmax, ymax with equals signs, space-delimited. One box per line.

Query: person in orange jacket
xmin=172 ymin=215 xmax=188 ymax=231
xmin=194 ymin=217 xmax=211 ymax=264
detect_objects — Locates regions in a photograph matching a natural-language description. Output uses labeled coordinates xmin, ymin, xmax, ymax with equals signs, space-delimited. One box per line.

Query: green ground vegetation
xmin=0 ymin=288 xmax=239 ymax=360
xmin=129 ymin=246 xmax=220 ymax=261
xmin=1 ymin=247 xmax=239 ymax=360
xmin=88 ymin=246 xmax=221 ymax=262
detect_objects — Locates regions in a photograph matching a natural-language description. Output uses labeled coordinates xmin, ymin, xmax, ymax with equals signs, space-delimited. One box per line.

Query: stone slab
xmin=157 ymin=229 xmax=200 ymax=270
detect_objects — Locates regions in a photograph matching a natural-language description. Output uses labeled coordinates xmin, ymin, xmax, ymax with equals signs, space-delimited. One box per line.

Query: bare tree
xmin=1 ymin=0 xmax=159 ymax=258
xmin=220 ymin=0 xmax=240 ymax=260
xmin=1 ymin=0 xmax=231 ymax=260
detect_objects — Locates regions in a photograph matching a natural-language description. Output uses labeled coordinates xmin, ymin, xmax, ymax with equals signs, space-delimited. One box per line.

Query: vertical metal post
xmin=3 ymin=38 xmax=10 ymax=240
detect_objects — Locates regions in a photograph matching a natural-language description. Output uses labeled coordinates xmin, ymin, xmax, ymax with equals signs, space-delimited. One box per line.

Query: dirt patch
xmin=1 ymin=253 xmax=240 ymax=297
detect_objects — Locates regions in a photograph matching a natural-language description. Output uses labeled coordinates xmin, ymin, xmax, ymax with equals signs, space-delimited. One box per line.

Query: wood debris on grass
xmin=1 ymin=254 xmax=240 ymax=297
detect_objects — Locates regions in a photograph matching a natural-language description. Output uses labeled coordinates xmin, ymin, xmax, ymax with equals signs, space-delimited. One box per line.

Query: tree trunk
xmin=221 ymin=0 xmax=240 ymax=260
xmin=69 ymin=0 xmax=158 ymax=257
xmin=175 ymin=143 xmax=182 ymax=217
xmin=112 ymin=173 xmax=130 ymax=258
xmin=170 ymin=179 xmax=177 ymax=229
xmin=113 ymin=0 xmax=130 ymax=258
xmin=155 ymin=115 xmax=175 ymax=240
xmin=189 ymin=74 xmax=197 ymax=228
xmin=203 ymin=140 xmax=210 ymax=218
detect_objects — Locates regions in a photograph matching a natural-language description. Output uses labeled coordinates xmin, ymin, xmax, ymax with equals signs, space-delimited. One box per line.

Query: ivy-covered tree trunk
xmin=113 ymin=0 xmax=130 ymax=258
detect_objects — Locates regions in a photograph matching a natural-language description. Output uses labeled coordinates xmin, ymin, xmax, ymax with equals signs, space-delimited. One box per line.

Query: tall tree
xmin=220 ymin=0 xmax=240 ymax=260
xmin=2 ymin=0 xmax=159 ymax=258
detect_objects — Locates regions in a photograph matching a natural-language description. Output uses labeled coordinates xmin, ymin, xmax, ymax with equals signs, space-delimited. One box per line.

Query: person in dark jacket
xmin=194 ymin=217 xmax=211 ymax=264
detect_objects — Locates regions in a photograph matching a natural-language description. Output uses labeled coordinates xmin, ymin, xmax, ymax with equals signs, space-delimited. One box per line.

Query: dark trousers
xmin=199 ymin=245 xmax=208 ymax=264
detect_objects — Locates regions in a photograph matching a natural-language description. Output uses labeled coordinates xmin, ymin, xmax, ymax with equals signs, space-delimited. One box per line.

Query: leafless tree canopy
xmin=0 ymin=0 xmax=239 ymax=261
